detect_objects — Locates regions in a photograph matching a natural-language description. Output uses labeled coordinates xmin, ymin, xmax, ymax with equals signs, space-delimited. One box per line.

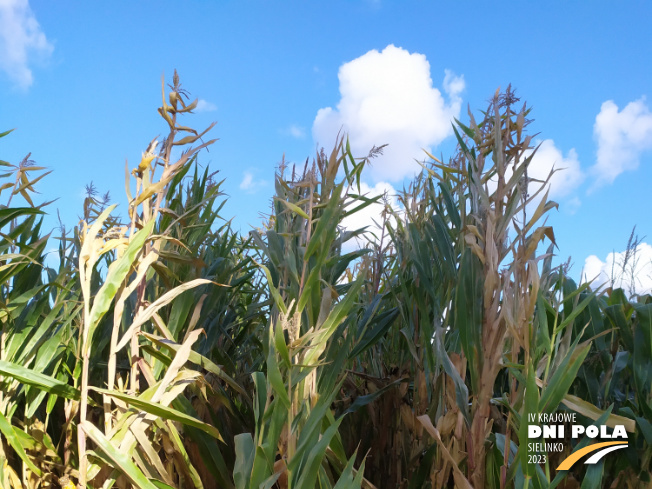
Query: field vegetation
xmin=0 ymin=74 xmax=650 ymax=489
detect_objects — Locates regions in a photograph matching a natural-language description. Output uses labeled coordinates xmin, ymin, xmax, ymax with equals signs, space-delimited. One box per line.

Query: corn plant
xmin=0 ymin=73 xmax=252 ymax=488
xmin=233 ymin=140 xmax=403 ymax=489
xmin=0 ymin=129 xmax=77 ymax=488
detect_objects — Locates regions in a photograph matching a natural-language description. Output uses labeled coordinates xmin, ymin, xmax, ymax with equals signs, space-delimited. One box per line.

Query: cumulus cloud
xmin=313 ymin=45 xmax=464 ymax=183
xmin=526 ymin=139 xmax=584 ymax=199
xmin=591 ymin=98 xmax=652 ymax=188
xmin=195 ymin=99 xmax=217 ymax=112
xmin=582 ymin=243 xmax=652 ymax=296
xmin=487 ymin=139 xmax=584 ymax=215
xmin=239 ymin=170 xmax=267 ymax=194
xmin=0 ymin=0 xmax=53 ymax=89
xmin=341 ymin=181 xmax=398 ymax=252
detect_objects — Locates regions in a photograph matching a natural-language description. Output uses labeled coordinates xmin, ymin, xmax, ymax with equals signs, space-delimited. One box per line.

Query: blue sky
xmin=1 ymin=1 xmax=652 ymax=291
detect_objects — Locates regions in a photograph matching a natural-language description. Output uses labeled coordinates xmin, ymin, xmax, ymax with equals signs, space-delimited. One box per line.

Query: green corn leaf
xmin=115 ymin=279 xmax=213 ymax=352
xmin=86 ymin=218 xmax=156 ymax=353
xmin=142 ymin=332 xmax=249 ymax=401
xmin=82 ymin=421 xmax=158 ymax=489
xmin=233 ymin=433 xmax=255 ymax=489
xmin=349 ymin=306 xmax=398 ymax=359
xmin=341 ymin=377 xmax=405 ymax=415
xmin=605 ymin=304 xmax=633 ymax=351
xmin=274 ymin=323 xmax=291 ymax=369
xmin=289 ymin=378 xmax=345 ymax=473
xmin=258 ymin=262 xmax=287 ymax=314
xmin=0 ymin=410 xmax=41 ymax=475
xmin=293 ymin=417 xmax=344 ymax=489
xmin=266 ymin=333 xmax=291 ymax=409
xmin=162 ymin=420 xmax=204 ymax=489
xmin=304 ymin=183 xmax=343 ymax=261
xmin=91 ymin=387 xmax=224 ymax=441
xmin=173 ymin=397 xmax=234 ymax=489
xmin=455 ymin=248 xmax=483 ymax=393
xmin=275 ymin=197 xmax=310 ymax=219
xmin=539 ymin=339 xmax=591 ymax=414
xmin=0 ymin=359 xmax=80 ymax=400
xmin=0 ymin=207 xmax=43 ymax=229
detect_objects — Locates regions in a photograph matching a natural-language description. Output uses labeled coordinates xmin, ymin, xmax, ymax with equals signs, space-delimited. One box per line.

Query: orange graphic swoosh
xmin=557 ymin=441 xmax=628 ymax=471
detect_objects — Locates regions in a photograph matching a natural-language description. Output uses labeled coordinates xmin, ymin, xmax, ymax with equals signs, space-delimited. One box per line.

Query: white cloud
xmin=341 ymin=181 xmax=398 ymax=252
xmin=0 ymin=0 xmax=52 ymax=89
xmin=582 ymin=243 xmax=652 ymax=296
xmin=487 ymin=139 xmax=583 ymax=215
xmin=283 ymin=124 xmax=305 ymax=139
xmin=195 ymin=99 xmax=217 ymax=112
xmin=565 ymin=196 xmax=581 ymax=215
xmin=526 ymin=139 xmax=584 ymax=199
xmin=591 ymin=98 xmax=652 ymax=188
xmin=313 ymin=45 xmax=464 ymax=183
xmin=239 ymin=170 xmax=267 ymax=194
xmin=240 ymin=171 xmax=254 ymax=190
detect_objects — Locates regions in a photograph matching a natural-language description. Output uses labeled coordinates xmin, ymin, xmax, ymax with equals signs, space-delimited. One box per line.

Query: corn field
xmin=0 ymin=74 xmax=650 ymax=489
